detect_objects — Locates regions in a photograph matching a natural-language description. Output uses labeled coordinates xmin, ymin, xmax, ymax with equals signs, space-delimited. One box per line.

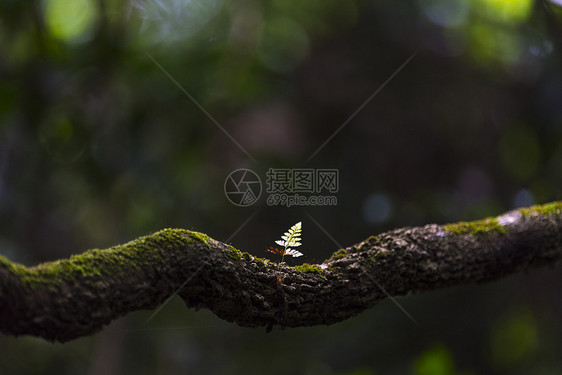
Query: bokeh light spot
xmin=490 ymin=309 xmax=538 ymax=367
xmin=413 ymin=344 xmax=455 ymax=375
xmin=476 ymin=0 xmax=533 ymax=23
xmin=513 ymin=189 xmax=535 ymax=208
xmin=362 ymin=193 xmax=392 ymax=224
xmin=469 ymin=22 xmax=521 ymax=67
xmin=43 ymin=0 xmax=98 ymax=43
xmin=258 ymin=17 xmax=310 ymax=72
xmin=418 ymin=0 xmax=470 ymax=27
xmin=133 ymin=0 xmax=225 ymax=45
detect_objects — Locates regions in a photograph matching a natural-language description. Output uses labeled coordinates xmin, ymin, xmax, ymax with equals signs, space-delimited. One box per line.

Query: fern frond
xmin=285 ymin=248 xmax=303 ymax=257
xmin=271 ymin=222 xmax=304 ymax=260
xmin=283 ymin=222 xmax=302 ymax=247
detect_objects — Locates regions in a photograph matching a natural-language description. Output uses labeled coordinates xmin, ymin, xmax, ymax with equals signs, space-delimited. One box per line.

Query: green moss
xmin=227 ymin=245 xmax=254 ymax=261
xmin=519 ymin=202 xmax=562 ymax=217
xmin=444 ymin=217 xmax=507 ymax=235
xmin=227 ymin=245 xmax=243 ymax=259
xmin=253 ymin=256 xmax=273 ymax=268
xmin=225 ymin=245 xmax=268 ymax=265
xmin=185 ymin=231 xmax=214 ymax=249
xmin=4 ymin=228 xmax=230 ymax=290
xmin=16 ymin=246 xmax=141 ymax=287
xmin=332 ymin=248 xmax=349 ymax=259
xmin=444 ymin=202 xmax=561 ymax=235
xmin=10 ymin=231 xmax=177 ymax=288
xmin=0 ymin=256 xmax=32 ymax=283
xmin=294 ymin=263 xmax=327 ymax=279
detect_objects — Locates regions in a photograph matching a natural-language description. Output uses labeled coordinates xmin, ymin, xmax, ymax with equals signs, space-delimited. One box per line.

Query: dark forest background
xmin=1 ymin=0 xmax=562 ymax=373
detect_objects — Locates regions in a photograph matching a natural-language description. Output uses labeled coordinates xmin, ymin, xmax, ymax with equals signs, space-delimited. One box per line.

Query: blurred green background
xmin=1 ymin=0 xmax=562 ymax=373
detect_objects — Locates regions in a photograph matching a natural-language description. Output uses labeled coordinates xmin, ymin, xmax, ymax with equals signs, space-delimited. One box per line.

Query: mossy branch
xmin=1 ymin=202 xmax=561 ymax=342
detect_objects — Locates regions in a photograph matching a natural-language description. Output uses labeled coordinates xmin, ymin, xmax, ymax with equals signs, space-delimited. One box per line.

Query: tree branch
xmin=1 ymin=202 xmax=561 ymax=342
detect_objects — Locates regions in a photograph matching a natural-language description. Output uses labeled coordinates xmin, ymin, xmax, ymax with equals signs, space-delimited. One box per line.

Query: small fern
xmin=267 ymin=221 xmax=303 ymax=263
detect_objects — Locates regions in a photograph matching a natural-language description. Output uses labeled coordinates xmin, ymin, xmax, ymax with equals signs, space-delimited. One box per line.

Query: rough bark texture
xmin=0 ymin=202 xmax=561 ymax=342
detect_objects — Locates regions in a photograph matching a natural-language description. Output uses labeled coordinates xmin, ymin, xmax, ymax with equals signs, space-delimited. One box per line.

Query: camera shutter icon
xmin=224 ymin=169 xmax=262 ymax=207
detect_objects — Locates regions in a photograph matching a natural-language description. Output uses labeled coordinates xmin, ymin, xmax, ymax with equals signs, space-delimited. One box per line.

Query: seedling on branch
xmin=266 ymin=221 xmax=303 ymax=264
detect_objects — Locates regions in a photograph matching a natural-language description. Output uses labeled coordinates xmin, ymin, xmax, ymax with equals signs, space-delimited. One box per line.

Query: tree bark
xmin=0 ymin=202 xmax=561 ymax=342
